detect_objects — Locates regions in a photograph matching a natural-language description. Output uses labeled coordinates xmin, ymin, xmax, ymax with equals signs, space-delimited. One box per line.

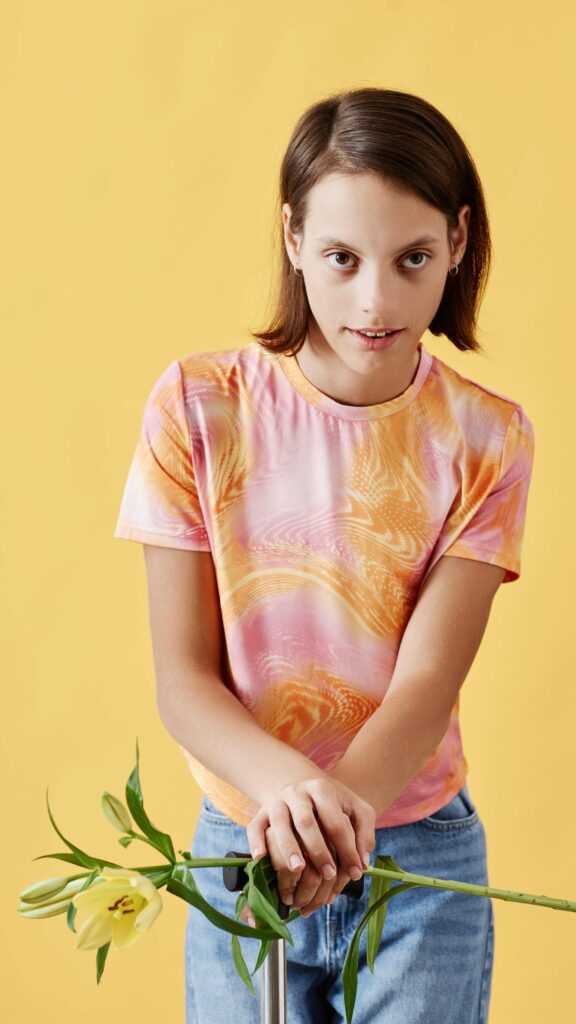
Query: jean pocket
xmin=417 ymin=784 xmax=480 ymax=831
xmin=199 ymin=794 xmax=238 ymax=825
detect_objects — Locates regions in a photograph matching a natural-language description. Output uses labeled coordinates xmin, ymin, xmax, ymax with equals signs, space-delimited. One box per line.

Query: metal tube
xmin=223 ymin=850 xmax=364 ymax=1024
xmin=259 ymin=936 xmax=287 ymax=1024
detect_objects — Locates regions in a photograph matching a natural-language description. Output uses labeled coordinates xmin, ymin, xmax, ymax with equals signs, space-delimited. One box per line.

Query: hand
xmin=239 ymin=826 xmax=347 ymax=928
xmin=240 ymin=775 xmax=375 ymax=927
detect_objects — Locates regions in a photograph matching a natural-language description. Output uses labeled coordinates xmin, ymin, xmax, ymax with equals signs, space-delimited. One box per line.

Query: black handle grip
xmin=223 ymin=850 xmax=364 ymax=921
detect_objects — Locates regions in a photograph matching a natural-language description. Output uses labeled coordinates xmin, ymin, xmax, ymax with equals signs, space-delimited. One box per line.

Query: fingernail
xmin=290 ymin=854 xmax=304 ymax=870
xmin=248 ymin=914 xmax=256 ymax=928
xmin=350 ymin=866 xmax=363 ymax=881
xmin=283 ymin=893 xmax=293 ymax=905
xmin=362 ymin=852 xmax=371 ymax=868
xmin=322 ymin=863 xmax=336 ymax=879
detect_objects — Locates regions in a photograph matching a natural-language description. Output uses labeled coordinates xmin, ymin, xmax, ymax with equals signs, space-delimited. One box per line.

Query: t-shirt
xmin=114 ymin=339 xmax=535 ymax=827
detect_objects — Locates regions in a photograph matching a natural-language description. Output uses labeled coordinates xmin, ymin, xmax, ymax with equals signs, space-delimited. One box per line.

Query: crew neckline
xmin=275 ymin=341 xmax=433 ymax=420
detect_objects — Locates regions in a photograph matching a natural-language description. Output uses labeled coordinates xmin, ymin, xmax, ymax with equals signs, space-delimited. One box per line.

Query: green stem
xmin=61 ymin=856 xmax=576 ymax=915
xmin=366 ymin=866 xmax=576 ymax=914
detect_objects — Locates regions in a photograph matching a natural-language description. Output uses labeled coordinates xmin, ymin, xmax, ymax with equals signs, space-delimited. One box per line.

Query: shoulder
xmin=176 ymin=341 xmax=268 ymax=400
xmin=427 ymin=350 xmax=535 ymax=442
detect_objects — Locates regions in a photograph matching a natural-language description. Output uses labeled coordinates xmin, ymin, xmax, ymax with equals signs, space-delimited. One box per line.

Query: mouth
xmin=349 ymin=327 xmax=404 ymax=334
xmin=346 ymin=327 xmax=404 ymax=350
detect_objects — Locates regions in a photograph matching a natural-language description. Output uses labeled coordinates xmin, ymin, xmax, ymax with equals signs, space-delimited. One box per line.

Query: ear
xmin=282 ymin=202 xmax=302 ymax=266
xmin=450 ymin=203 xmax=471 ymax=264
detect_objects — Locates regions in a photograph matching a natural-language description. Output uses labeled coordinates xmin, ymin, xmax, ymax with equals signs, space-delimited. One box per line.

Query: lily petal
xmin=76 ymin=912 xmax=114 ymax=951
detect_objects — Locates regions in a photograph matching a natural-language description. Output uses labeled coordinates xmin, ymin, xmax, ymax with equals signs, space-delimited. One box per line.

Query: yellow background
xmin=3 ymin=1 xmax=575 ymax=1020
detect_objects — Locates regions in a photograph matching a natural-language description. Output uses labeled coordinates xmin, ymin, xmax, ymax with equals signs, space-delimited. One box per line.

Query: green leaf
xmin=366 ymin=855 xmax=401 ymax=974
xmin=166 ymin=862 xmax=280 ymax=940
xmin=96 ymin=942 xmax=111 ymax=984
xmin=33 ymin=850 xmax=121 ymax=868
xmin=233 ymin=892 xmax=273 ymax=986
xmin=230 ymin=894 xmax=257 ymax=995
xmin=231 ymin=930 xmax=256 ymax=995
xmin=141 ymin=867 xmax=173 ymax=888
xmin=251 ymin=930 xmax=273 ymax=974
xmin=44 ymin=792 xmax=124 ymax=871
xmin=124 ymin=738 xmax=176 ymax=864
xmin=244 ymin=859 xmax=293 ymax=945
xmin=342 ymin=882 xmax=419 ymax=1024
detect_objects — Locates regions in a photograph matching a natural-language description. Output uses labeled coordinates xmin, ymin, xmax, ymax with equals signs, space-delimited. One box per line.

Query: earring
xmin=293 ymin=264 xmax=303 ymax=277
xmin=448 ymin=263 xmax=459 ymax=276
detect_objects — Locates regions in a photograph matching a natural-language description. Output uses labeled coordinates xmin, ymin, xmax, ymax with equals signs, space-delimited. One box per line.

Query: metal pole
xmin=260 ymin=930 xmax=287 ymax=1024
xmin=223 ymin=850 xmax=364 ymax=1024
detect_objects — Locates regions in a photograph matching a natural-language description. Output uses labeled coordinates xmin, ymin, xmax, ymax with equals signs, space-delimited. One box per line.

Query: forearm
xmin=157 ymin=669 xmax=326 ymax=805
xmin=328 ymin=681 xmax=451 ymax=818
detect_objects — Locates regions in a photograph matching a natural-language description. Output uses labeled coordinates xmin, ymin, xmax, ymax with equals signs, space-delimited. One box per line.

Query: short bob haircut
xmin=250 ymin=87 xmax=492 ymax=357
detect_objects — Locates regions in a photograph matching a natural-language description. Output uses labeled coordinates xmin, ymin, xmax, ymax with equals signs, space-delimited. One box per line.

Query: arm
xmin=144 ymin=544 xmax=373 ymax=895
xmin=143 ymin=544 xmax=327 ymax=805
xmin=327 ymin=555 xmax=507 ymax=817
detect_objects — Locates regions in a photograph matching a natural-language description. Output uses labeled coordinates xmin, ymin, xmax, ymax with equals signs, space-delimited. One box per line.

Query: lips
xmin=350 ymin=327 xmax=404 ymax=334
xmin=347 ymin=328 xmax=404 ymax=350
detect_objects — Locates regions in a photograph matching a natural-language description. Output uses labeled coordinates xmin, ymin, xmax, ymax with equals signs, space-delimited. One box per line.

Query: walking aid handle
xmin=223 ymin=850 xmax=364 ymax=919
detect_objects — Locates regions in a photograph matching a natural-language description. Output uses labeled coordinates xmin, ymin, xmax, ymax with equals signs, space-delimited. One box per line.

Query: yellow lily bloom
xmin=71 ymin=866 xmax=163 ymax=951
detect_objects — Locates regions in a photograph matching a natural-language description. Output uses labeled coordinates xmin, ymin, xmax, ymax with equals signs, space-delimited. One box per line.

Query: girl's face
xmin=282 ymin=172 xmax=469 ymax=405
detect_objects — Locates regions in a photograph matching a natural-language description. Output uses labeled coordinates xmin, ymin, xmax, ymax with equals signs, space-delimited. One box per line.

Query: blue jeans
xmin=184 ymin=783 xmax=494 ymax=1023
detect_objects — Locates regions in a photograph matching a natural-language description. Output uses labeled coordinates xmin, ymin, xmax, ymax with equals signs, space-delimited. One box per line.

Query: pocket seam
xmin=416 ymin=810 xmax=480 ymax=832
xmin=417 ymin=788 xmax=480 ymax=831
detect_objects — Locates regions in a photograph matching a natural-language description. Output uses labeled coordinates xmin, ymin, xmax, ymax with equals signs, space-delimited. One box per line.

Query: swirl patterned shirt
xmin=114 ymin=340 xmax=535 ymax=827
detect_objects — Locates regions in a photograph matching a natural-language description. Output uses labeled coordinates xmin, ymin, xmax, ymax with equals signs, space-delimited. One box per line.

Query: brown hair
xmin=249 ymin=87 xmax=492 ymax=357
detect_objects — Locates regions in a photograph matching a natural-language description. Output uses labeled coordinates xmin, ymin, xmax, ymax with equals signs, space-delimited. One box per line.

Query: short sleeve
xmin=426 ymin=405 xmax=535 ymax=584
xmin=113 ymin=358 xmax=211 ymax=551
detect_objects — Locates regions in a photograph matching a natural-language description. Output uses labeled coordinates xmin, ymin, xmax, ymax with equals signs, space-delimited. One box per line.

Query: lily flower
xmin=71 ymin=866 xmax=163 ymax=951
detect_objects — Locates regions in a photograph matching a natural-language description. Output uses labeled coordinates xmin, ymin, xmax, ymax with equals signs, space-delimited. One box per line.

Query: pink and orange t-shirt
xmin=114 ymin=339 xmax=535 ymax=828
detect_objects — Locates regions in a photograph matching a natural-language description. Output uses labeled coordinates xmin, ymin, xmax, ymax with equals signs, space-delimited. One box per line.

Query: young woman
xmin=114 ymin=87 xmax=535 ymax=1023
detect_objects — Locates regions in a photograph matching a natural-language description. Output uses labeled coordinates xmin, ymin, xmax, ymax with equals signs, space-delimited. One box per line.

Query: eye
xmin=401 ymin=251 xmax=431 ymax=270
xmin=325 ymin=250 xmax=432 ymax=272
xmin=326 ymin=251 xmax=357 ymax=270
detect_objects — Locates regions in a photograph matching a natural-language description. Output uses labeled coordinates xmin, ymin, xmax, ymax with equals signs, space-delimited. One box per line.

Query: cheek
xmin=306 ymin=276 xmax=353 ymax=319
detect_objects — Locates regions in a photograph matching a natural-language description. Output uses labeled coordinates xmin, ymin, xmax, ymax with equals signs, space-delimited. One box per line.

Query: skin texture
xmin=282 ymin=170 xmax=470 ymax=408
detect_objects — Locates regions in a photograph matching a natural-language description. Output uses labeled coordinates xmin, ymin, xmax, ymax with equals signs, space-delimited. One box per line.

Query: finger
xmin=310 ymin=789 xmax=366 ymax=880
xmin=239 ymin=905 xmax=257 ymax=929
xmin=291 ymin=861 xmax=326 ymax=912
xmin=291 ymin=835 xmax=338 ymax=914
xmin=321 ymin=838 xmax=349 ymax=905
xmin=246 ymin=808 xmax=272 ymax=862
xmin=282 ymin=797 xmax=339 ymax=881
xmin=347 ymin=802 xmax=376 ymax=869
xmin=265 ymin=826 xmax=305 ymax=907
xmin=266 ymin=801 xmax=308 ymax=876
xmin=297 ymin=836 xmax=346 ymax=913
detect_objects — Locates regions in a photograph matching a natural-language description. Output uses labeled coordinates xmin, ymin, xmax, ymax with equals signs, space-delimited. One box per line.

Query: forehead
xmin=304 ymin=172 xmax=447 ymax=241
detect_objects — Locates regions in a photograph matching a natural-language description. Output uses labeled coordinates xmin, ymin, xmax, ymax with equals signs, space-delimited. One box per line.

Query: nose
xmin=359 ymin=266 xmax=400 ymax=317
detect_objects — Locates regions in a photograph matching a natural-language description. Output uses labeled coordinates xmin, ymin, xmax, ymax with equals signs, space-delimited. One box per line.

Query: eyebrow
xmin=314 ymin=234 xmax=441 ymax=253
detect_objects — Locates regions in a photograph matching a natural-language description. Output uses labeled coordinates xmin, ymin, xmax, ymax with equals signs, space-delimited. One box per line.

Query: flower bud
xmin=101 ymin=792 xmax=132 ymax=833
xmin=19 ymin=877 xmax=69 ymax=904
xmin=18 ymin=876 xmax=90 ymax=915
xmin=17 ymin=897 xmax=73 ymax=918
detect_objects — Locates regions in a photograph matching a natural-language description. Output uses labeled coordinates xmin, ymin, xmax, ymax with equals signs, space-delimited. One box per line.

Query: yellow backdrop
xmin=3 ymin=1 xmax=575 ymax=1020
